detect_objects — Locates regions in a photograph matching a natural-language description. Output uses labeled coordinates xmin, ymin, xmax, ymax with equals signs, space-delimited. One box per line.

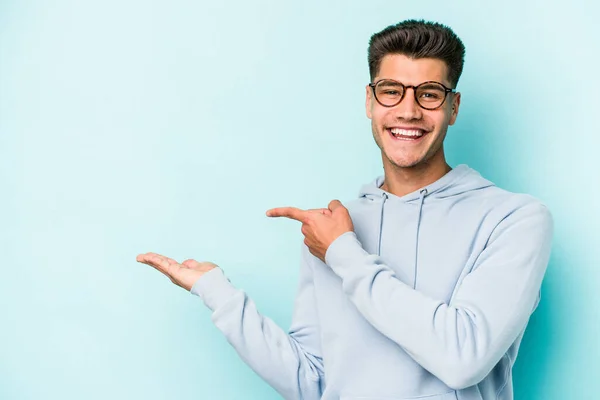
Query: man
xmin=137 ymin=19 xmax=553 ymax=400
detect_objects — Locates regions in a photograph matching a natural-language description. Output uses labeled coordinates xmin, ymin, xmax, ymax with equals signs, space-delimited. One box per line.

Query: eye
xmin=420 ymin=91 xmax=442 ymax=100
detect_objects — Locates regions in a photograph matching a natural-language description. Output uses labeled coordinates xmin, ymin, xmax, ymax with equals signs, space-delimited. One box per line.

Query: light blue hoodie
xmin=191 ymin=164 xmax=553 ymax=400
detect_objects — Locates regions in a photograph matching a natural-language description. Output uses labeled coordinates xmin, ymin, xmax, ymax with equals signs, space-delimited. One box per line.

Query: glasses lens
xmin=375 ymin=80 xmax=404 ymax=106
xmin=415 ymin=83 xmax=447 ymax=109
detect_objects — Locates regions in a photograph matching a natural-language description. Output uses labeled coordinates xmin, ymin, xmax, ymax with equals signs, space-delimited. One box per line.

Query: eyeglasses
xmin=368 ymin=79 xmax=456 ymax=110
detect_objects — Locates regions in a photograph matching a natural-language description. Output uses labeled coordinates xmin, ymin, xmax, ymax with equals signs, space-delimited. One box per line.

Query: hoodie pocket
xmin=340 ymin=390 xmax=458 ymax=400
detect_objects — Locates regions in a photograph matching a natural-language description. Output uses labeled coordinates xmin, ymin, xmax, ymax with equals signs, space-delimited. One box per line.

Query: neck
xmin=380 ymin=153 xmax=451 ymax=197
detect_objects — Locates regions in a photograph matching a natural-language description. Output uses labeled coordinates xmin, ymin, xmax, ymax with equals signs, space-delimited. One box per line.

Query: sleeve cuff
xmin=189 ymin=267 xmax=240 ymax=311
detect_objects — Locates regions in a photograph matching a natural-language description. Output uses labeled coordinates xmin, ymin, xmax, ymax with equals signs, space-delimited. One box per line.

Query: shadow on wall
xmin=512 ymin=252 xmax=559 ymax=398
xmin=512 ymin=242 xmax=583 ymax=398
xmin=445 ymin=90 xmax=570 ymax=398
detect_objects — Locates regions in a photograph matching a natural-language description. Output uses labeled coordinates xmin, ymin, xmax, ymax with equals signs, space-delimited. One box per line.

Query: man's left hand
xmin=266 ymin=200 xmax=354 ymax=262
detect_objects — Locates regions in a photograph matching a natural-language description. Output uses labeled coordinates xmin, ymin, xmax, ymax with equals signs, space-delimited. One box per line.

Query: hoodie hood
xmin=358 ymin=164 xmax=496 ymax=202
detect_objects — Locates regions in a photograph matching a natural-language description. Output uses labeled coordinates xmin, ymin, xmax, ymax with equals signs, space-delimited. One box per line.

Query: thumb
xmin=182 ymin=259 xmax=203 ymax=269
xmin=182 ymin=259 xmax=219 ymax=271
xmin=328 ymin=199 xmax=344 ymax=212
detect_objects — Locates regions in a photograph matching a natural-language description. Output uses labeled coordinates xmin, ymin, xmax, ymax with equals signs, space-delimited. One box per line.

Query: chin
xmin=386 ymin=155 xmax=425 ymax=169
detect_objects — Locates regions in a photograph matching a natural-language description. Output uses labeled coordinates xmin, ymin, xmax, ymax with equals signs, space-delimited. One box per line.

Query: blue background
xmin=1 ymin=1 xmax=598 ymax=399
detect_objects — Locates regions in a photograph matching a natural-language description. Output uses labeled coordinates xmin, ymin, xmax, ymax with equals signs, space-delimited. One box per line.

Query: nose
xmin=393 ymin=87 xmax=423 ymax=120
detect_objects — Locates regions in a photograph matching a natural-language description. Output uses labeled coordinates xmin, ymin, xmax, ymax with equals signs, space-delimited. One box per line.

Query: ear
xmin=448 ymin=92 xmax=461 ymax=126
xmin=366 ymin=84 xmax=373 ymax=119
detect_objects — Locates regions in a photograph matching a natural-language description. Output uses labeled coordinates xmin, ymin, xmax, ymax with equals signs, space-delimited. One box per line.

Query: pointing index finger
xmin=266 ymin=207 xmax=308 ymax=223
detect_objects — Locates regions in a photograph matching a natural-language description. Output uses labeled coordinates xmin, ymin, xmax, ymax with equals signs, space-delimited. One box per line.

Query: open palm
xmin=136 ymin=252 xmax=217 ymax=291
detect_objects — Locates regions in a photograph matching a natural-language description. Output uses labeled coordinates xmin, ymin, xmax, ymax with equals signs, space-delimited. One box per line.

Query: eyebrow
xmin=418 ymin=82 xmax=444 ymax=89
xmin=377 ymin=79 xmax=450 ymax=88
xmin=377 ymin=80 xmax=404 ymax=87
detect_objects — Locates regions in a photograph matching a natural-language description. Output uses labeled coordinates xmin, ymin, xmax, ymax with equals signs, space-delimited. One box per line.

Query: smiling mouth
xmin=387 ymin=127 xmax=429 ymax=141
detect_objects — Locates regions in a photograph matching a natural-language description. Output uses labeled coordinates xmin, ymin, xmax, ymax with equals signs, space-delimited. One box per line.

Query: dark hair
xmin=368 ymin=19 xmax=466 ymax=87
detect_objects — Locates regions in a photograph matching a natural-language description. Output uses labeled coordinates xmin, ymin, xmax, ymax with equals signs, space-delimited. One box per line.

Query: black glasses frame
xmin=368 ymin=79 xmax=456 ymax=110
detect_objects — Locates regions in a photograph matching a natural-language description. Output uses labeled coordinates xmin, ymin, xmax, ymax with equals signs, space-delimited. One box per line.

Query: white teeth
xmin=390 ymin=128 xmax=424 ymax=137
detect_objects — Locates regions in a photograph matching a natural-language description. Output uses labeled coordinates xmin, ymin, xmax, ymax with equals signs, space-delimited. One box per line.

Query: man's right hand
xmin=136 ymin=252 xmax=217 ymax=291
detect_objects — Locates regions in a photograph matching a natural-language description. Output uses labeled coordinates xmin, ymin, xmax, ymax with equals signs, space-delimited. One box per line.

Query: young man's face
xmin=366 ymin=54 xmax=460 ymax=170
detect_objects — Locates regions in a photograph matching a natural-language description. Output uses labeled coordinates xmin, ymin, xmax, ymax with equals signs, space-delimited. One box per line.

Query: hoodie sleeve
xmin=324 ymin=202 xmax=553 ymax=390
xmin=190 ymin=244 xmax=324 ymax=400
